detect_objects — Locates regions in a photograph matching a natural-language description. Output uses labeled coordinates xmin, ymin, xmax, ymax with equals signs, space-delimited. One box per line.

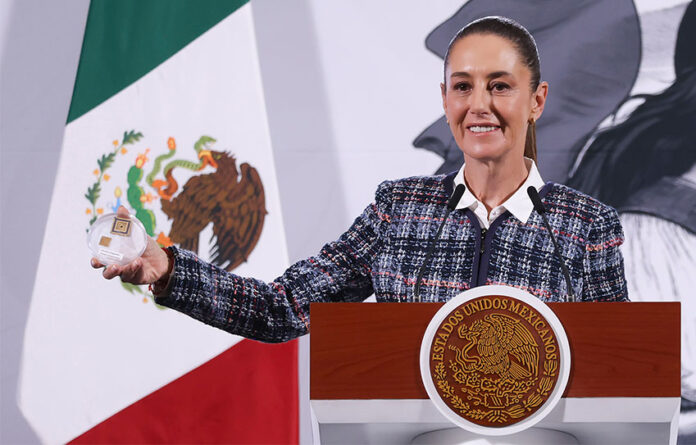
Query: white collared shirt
xmin=453 ymin=158 xmax=545 ymax=229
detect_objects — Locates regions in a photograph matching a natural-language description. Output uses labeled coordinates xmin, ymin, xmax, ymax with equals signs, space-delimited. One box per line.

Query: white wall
xmin=0 ymin=1 xmax=90 ymax=443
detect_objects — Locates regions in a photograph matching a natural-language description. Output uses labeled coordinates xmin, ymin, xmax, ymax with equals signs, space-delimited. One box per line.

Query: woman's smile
xmin=466 ymin=123 xmax=502 ymax=136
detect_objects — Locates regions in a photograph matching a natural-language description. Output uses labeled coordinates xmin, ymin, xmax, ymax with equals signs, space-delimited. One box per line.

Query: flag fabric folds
xmin=19 ymin=1 xmax=297 ymax=443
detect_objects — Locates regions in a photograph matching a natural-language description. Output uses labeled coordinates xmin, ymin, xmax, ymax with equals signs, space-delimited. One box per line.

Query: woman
xmin=92 ymin=17 xmax=628 ymax=343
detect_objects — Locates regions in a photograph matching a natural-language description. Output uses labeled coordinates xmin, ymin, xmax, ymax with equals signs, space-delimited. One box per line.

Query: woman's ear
xmin=531 ymin=81 xmax=549 ymax=121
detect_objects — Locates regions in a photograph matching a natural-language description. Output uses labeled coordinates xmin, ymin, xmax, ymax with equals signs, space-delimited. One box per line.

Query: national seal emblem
xmin=420 ymin=285 xmax=571 ymax=436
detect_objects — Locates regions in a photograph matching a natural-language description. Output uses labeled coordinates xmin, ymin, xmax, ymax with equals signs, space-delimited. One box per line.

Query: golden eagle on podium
xmin=455 ymin=314 xmax=539 ymax=381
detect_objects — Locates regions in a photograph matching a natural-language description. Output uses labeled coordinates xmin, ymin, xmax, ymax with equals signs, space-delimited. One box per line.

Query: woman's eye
xmin=491 ymin=83 xmax=510 ymax=92
xmin=453 ymin=82 xmax=471 ymax=92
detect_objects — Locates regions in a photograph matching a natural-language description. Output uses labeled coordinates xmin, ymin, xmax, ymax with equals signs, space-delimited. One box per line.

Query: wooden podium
xmin=310 ymin=302 xmax=681 ymax=444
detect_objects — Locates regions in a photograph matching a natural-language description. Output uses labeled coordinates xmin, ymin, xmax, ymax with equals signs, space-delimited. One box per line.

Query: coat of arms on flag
xmin=84 ymin=130 xmax=267 ymax=298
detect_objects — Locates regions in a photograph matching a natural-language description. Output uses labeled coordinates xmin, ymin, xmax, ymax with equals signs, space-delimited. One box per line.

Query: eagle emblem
xmin=159 ymin=149 xmax=266 ymax=271
xmin=84 ymin=130 xmax=266 ymax=300
xmin=455 ymin=314 xmax=538 ymax=381
xmin=428 ymin=296 xmax=561 ymax=427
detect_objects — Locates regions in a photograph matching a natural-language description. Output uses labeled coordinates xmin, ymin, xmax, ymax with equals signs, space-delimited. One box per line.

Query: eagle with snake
xmin=453 ymin=313 xmax=539 ymax=381
xmin=148 ymin=136 xmax=266 ymax=271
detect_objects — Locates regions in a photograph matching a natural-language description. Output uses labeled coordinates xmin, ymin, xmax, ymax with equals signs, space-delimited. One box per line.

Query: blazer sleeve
xmin=581 ymin=205 xmax=630 ymax=302
xmin=154 ymin=180 xmax=394 ymax=342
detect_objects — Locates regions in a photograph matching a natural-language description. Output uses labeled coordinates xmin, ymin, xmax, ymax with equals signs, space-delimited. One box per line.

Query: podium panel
xmin=310 ymin=302 xmax=680 ymax=444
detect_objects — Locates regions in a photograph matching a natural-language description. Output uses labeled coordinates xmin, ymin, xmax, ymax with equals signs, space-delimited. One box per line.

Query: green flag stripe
xmin=67 ymin=0 xmax=248 ymax=123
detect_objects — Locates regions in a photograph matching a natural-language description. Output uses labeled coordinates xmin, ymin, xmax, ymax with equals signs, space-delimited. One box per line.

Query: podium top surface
xmin=310 ymin=302 xmax=680 ymax=400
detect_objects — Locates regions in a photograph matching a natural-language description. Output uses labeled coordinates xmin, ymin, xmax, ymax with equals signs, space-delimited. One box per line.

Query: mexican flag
xmin=19 ymin=1 xmax=298 ymax=443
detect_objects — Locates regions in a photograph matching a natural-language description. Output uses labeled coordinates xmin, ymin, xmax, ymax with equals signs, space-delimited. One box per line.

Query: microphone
xmin=447 ymin=184 xmax=467 ymax=212
xmin=527 ymin=186 xmax=576 ymax=302
xmin=414 ymin=184 xmax=466 ymax=302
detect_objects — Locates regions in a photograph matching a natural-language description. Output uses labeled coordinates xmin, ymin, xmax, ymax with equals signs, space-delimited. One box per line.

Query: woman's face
xmin=441 ymin=33 xmax=547 ymax=164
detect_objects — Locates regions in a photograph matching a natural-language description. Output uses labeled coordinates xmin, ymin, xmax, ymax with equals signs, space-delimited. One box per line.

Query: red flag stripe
xmin=70 ymin=339 xmax=298 ymax=444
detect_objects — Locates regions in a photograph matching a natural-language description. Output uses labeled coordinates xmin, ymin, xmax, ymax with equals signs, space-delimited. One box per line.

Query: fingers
xmin=98 ymin=259 xmax=143 ymax=283
xmin=102 ymin=264 xmax=122 ymax=280
xmin=117 ymin=205 xmax=129 ymax=218
xmin=91 ymin=257 xmax=104 ymax=269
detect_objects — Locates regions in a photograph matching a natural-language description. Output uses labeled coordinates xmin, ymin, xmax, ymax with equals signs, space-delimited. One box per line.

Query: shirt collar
xmin=453 ymin=158 xmax=545 ymax=224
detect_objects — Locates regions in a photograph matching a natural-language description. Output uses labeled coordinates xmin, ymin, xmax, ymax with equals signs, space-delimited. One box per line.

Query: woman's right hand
xmin=90 ymin=206 xmax=171 ymax=285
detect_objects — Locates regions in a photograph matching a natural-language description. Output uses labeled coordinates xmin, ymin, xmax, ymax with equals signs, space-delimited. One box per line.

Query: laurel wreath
xmin=510 ymin=359 xmax=558 ymax=418
xmin=434 ymin=359 xmax=559 ymax=423
xmin=84 ymin=130 xmax=143 ymax=227
xmin=434 ymin=362 xmax=470 ymax=413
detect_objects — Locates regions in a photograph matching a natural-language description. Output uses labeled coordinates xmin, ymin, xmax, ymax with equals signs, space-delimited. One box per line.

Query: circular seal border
xmin=419 ymin=285 xmax=571 ymax=436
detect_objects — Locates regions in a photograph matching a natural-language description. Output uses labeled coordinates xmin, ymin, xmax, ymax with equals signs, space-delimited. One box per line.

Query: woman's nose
xmin=469 ymin=86 xmax=491 ymax=115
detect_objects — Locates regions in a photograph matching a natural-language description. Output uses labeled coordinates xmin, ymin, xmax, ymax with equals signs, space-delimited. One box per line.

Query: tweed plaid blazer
xmin=155 ymin=172 xmax=628 ymax=342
